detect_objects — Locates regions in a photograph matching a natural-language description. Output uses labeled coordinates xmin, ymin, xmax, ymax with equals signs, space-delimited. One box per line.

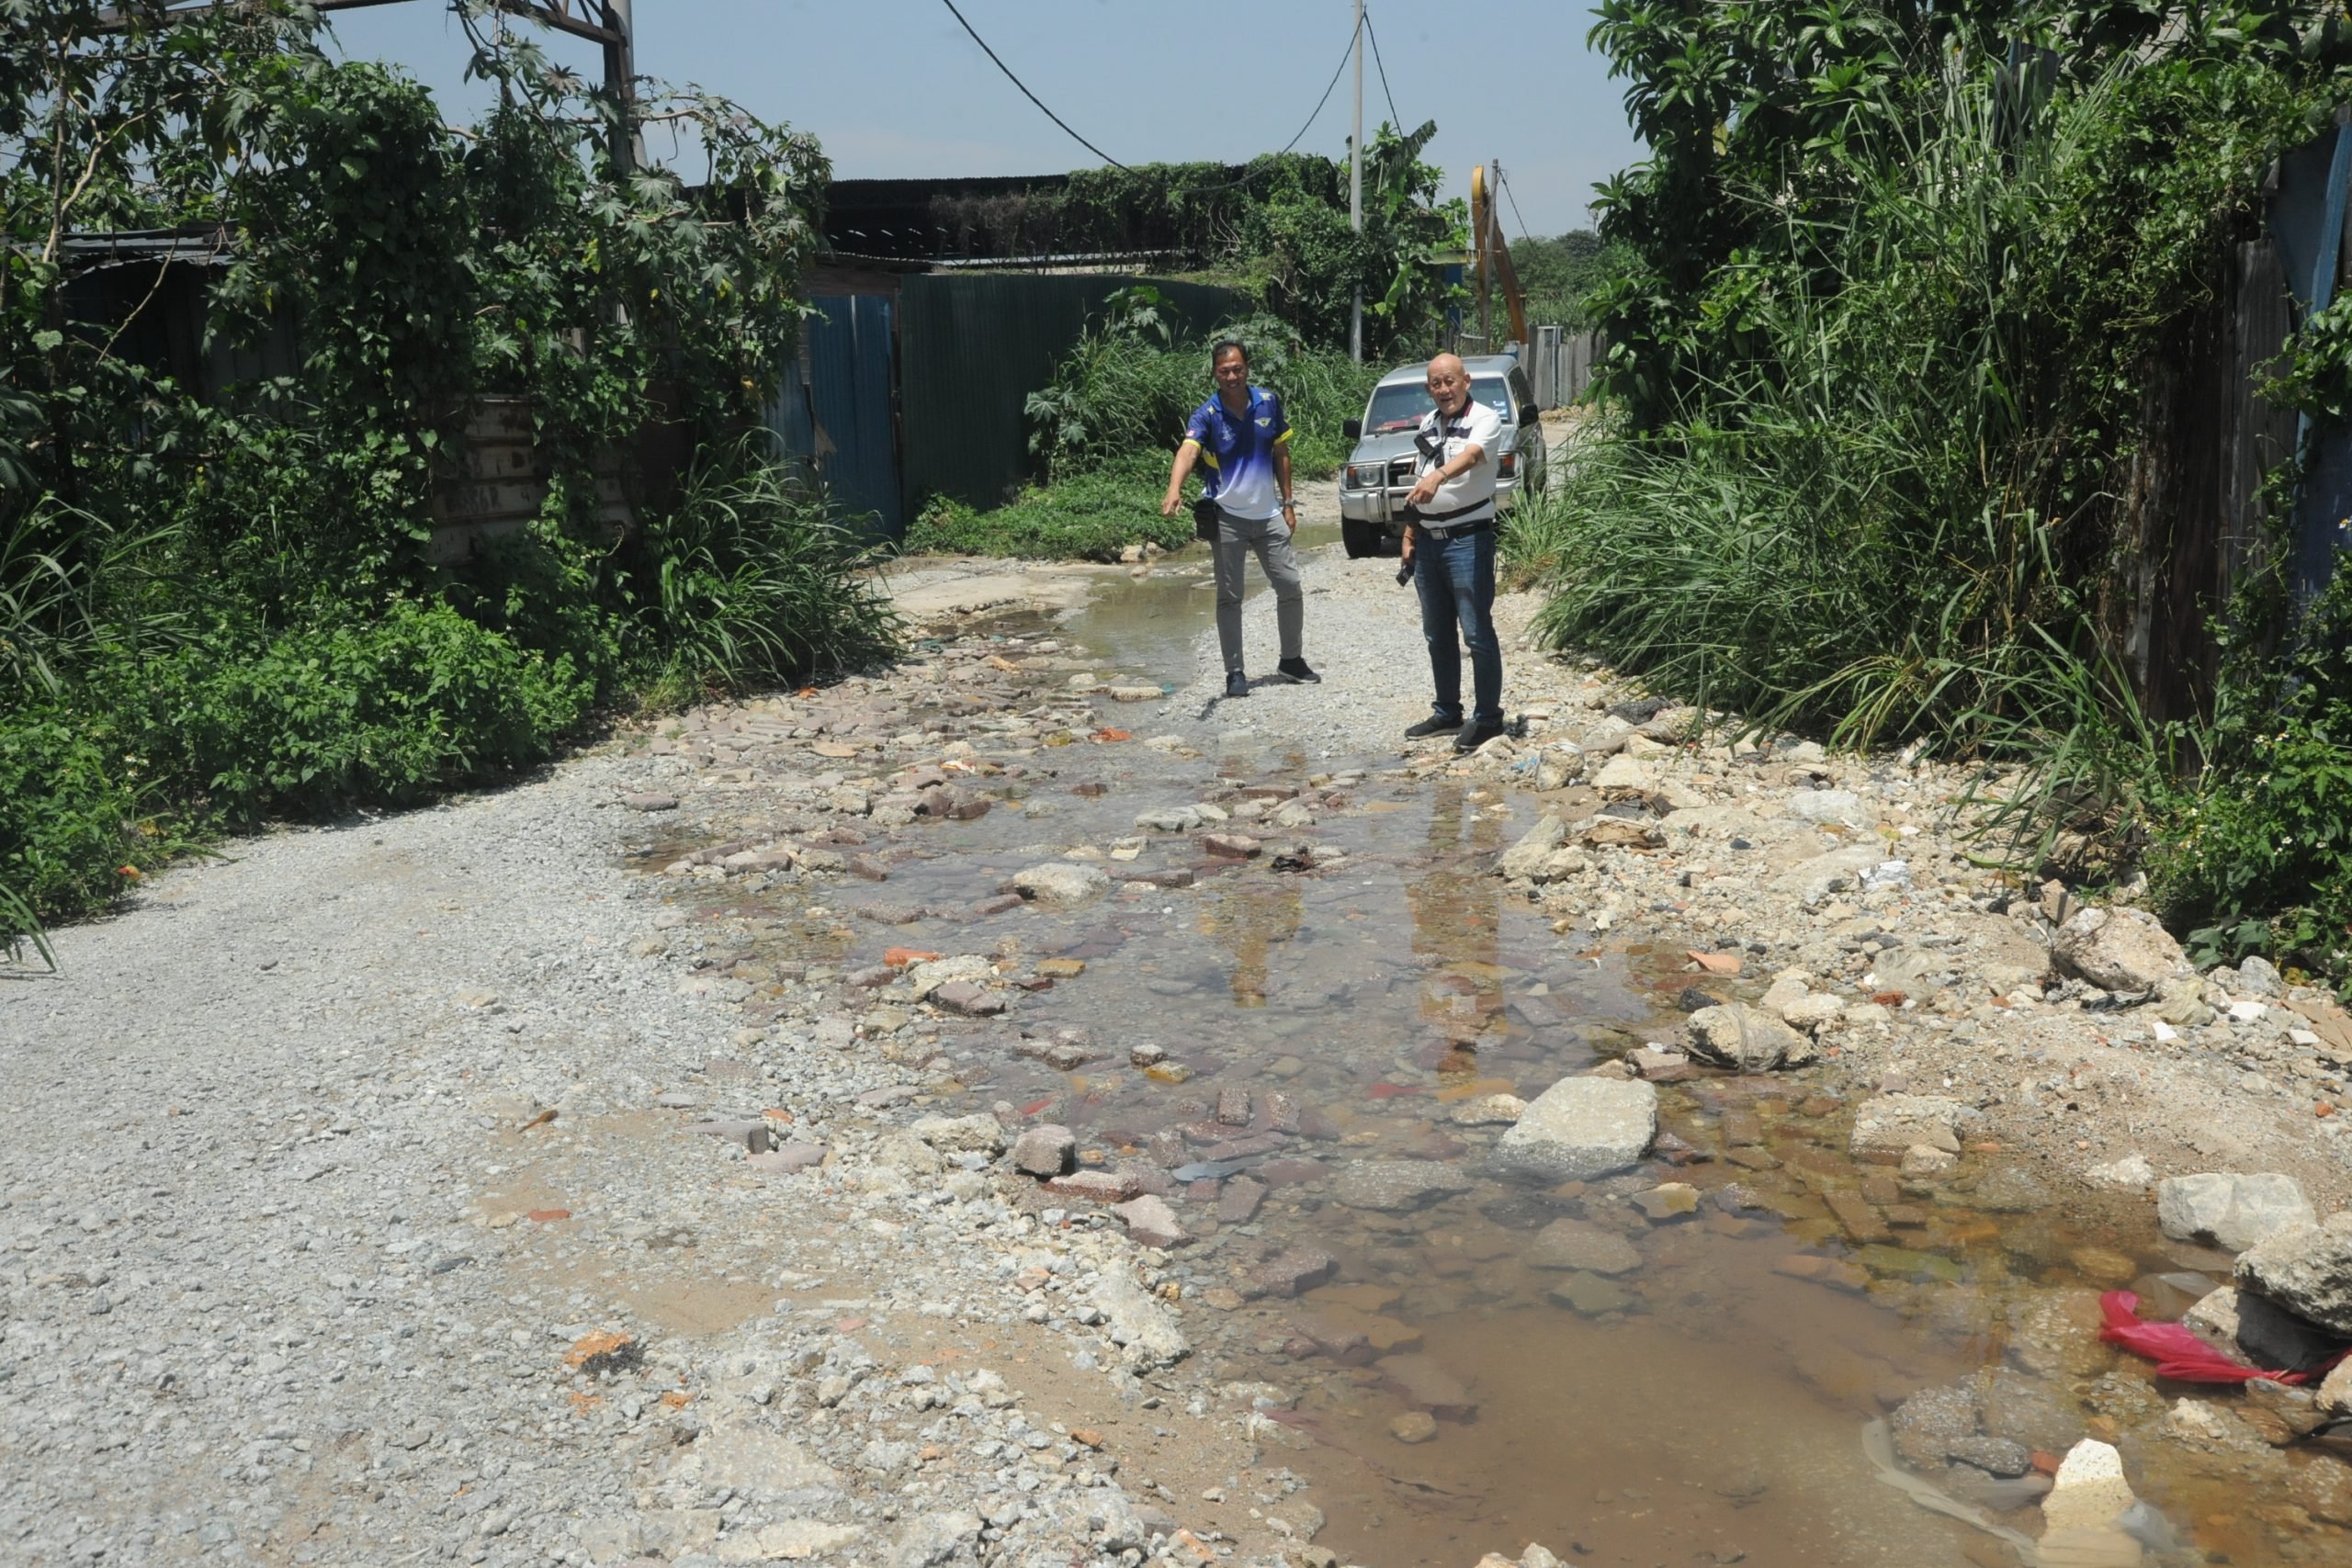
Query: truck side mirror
xmin=1342 ymin=418 xmax=1362 ymax=440
xmin=1520 ymin=403 xmax=1540 ymax=425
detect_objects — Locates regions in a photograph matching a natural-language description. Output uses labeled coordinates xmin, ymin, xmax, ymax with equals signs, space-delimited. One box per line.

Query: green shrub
xmin=2143 ymin=572 xmax=2352 ymax=986
xmin=2148 ymin=708 xmax=2352 ymax=978
xmin=0 ymin=709 xmax=145 ymax=923
xmin=122 ymin=602 xmax=594 ymax=823
xmin=905 ymin=459 xmax=1196 ymax=560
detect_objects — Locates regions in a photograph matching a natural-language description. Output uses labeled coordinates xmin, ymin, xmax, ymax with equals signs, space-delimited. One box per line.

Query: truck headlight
xmin=1498 ymin=452 xmax=1518 ymax=479
xmin=1348 ymin=463 xmax=1388 ymax=490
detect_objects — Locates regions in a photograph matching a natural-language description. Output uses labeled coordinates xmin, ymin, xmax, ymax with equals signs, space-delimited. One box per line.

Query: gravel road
xmin=7 ymin=502 xmax=2352 ymax=1568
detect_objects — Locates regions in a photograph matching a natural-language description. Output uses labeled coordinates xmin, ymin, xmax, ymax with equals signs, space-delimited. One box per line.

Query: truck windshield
xmin=1362 ymin=377 xmax=1511 ymax=434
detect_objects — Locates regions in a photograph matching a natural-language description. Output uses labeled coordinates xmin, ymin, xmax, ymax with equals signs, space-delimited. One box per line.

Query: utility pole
xmin=1349 ymin=0 xmax=1363 ymax=365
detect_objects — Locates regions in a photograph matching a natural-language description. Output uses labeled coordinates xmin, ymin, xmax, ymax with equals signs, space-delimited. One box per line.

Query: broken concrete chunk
xmin=1684 ymin=1002 xmax=1815 ymax=1071
xmin=1490 ymin=1077 xmax=1658 ymax=1182
xmin=2052 ymin=904 xmax=2191 ymax=993
xmin=1011 ymin=863 xmax=1112 ymax=905
xmin=1849 ymin=1095 xmax=1963 ymax=1162
xmin=2156 ymin=1172 xmax=2316 ymax=1253
xmin=1009 ymin=1123 xmax=1077 ymax=1178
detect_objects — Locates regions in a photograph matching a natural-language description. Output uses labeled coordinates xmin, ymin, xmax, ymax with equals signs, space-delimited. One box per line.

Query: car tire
xmin=1342 ymin=519 xmax=1382 ymax=559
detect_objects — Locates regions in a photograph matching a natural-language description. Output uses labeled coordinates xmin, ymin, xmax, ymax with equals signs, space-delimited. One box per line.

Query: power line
xmin=1280 ymin=24 xmax=1358 ymax=157
xmin=937 ymin=1 xmax=1357 ymax=202
xmin=1363 ymin=8 xmax=1404 ymax=132
xmin=937 ymin=0 xmax=1130 ymax=171
xmin=1498 ymin=167 xmax=1537 ymax=245
xmin=1105 ymin=23 xmax=1358 ymax=199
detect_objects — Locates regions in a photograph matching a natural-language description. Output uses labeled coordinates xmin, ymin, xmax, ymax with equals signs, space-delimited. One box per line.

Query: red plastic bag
xmin=2097 ymin=1291 xmax=2325 ymax=1384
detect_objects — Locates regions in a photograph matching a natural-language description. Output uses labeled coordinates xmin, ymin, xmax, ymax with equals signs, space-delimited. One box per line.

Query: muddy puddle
xmin=625 ymin=604 xmax=2346 ymax=1568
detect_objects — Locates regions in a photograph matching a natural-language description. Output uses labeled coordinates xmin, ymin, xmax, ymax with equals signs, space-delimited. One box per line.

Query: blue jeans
xmin=1412 ymin=525 xmax=1503 ymax=728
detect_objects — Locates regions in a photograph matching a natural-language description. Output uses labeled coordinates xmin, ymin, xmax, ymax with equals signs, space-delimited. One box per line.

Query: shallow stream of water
xmin=630 ymin=575 xmax=2346 ymax=1568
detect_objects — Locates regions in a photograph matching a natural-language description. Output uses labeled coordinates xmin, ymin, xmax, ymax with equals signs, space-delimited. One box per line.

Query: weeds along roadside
xmin=0 ymin=18 xmax=899 ymax=963
xmin=1508 ymin=42 xmax=2352 ymax=993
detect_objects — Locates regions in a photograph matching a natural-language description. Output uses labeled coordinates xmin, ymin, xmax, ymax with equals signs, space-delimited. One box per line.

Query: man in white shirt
xmin=1399 ymin=354 xmax=1505 ymax=751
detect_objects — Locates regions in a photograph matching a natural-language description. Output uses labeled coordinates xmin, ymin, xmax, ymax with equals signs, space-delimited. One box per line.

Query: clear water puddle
xmin=624 ymin=598 xmax=2346 ymax=1567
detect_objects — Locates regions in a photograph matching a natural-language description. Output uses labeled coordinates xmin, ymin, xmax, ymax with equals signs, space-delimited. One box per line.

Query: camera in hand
xmin=1394 ymin=503 xmax=1419 ymax=584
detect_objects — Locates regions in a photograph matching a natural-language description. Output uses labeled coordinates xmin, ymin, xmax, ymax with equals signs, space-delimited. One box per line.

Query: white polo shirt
xmin=1411 ymin=398 xmax=1504 ymax=525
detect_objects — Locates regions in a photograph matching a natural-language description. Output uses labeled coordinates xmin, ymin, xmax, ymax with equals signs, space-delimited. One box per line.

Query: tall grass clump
xmin=1527 ymin=52 xmax=2336 ymax=865
xmin=637 ymin=447 xmax=902 ymax=702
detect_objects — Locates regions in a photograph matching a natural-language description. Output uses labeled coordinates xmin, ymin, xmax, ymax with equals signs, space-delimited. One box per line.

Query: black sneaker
xmin=1404 ymin=714 xmax=1461 ymax=739
xmin=1225 ymin=671 xmax=1250 ymax=698
xmin=1275 ymin=659 xmax=1321 ymax=684
xmin=1454 ymin=719 xmax=1507 ymax=753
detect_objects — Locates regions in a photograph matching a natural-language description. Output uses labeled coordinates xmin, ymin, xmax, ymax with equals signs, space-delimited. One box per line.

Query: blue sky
xmin=323 ymin=0 xmax=1643 ymax=238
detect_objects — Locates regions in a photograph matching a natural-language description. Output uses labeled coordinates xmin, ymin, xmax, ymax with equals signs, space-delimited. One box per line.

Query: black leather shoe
xmin=1454 ymin=720 xmax=1507 ymax=753
xmin=1404 ymin=714 xmax=1460 ymax=739
xmin=1275 ymin=659 xmax=1321 ymax=684
xmin=1225 ymin=671 xmax=1250 ymax=698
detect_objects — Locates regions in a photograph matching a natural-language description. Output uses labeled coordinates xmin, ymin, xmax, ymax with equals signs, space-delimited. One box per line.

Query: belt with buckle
xmin=1412 ymin=516 xmax=1493 ymax=539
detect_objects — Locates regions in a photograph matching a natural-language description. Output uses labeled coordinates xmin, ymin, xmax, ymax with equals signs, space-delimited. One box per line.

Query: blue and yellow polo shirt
xmin=1182 ymin=386 xmax=1292 ymax=521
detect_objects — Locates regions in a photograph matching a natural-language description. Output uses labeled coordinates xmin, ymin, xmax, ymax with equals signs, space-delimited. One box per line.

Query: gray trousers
xmin=1212 ymin=508 xmax=1304 ymax=673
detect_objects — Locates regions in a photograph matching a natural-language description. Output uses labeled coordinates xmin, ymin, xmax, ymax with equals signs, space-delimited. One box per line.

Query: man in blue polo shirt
xmin=1159 ymin=341 xmax=1317 ymax=698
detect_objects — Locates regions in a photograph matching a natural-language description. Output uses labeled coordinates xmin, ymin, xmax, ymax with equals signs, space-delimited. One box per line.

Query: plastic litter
xmin=2095 ymin=1291 xmax=2334 ymax=1384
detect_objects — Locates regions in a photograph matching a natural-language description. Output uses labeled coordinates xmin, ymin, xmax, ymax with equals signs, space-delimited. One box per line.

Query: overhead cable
xmin=1498 ymin=168 xmax=1537 ymax=244
xmin=937 ymin=0 xmax=1130 ymax=170
xmin=937 ymin=1 xmax=1363 ymax=201
xmin=1363 ymin=8 xmax=1405 ymax=132
xmin=1129 ymin=22 xmax=1360 ymax=198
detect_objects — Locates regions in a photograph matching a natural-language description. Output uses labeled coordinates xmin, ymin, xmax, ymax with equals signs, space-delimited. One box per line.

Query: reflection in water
xmin=1408 ymin=785 xmax=1507 ymax=1074
xmin=1202 ymin=869 xmax=1302 ymax=1008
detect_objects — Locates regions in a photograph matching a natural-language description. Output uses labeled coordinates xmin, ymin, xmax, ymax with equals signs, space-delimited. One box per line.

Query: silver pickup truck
xmin=1337 ymin=355 xmax=1546 ymax=558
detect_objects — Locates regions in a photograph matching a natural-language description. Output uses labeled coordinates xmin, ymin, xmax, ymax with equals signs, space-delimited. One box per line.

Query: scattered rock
xmin=1784 ymin=789 xmax=1869 ymax=829
xmin=2038 ymin=1438 xmax=2138 ymax=1536
xmin=1448 ymin=1092 xmax=1526 ymax=1126
xmin=1849 ymin=1095 xmax=1962 ymax=1162
xmin=2233 ymin=1213 xmax=2352 ymax=1336
xmin=1548 ymin=1273 xmax=1631 ymax=1315
xmin=1330 ymin=1159 xmax=1476 ymax=1213
xmin=1010 ymin=1123 xmax=1076 ymax=1178
xmin=1890 ymin=1384 xmax=1981 ymax=1468
xmin=1525 ymin=1219 xmax=1642 ymax=1275
xmin=1109 ymin=1194 xmax=1191 ymax=1249
xmin=1011 ymin=863 xmax=1112 ymax=905
xmin=2156 ymin=1172 xmax=2316 ymax=1253
xmin=909 ymin=1113 xmax=1006 ymax=1156
xmin=1388 ymin=1411 xmax=1438 ymax=1444
xmin=1251 ymin=1247 xmax=1338 ymax=1298
xmin=2183 ymin=1287 xmax=2344 ymax=1374
xmin=2083 ymin=1154 xmax=2155 ymax=1192
xmin=1632 ymin=1183 xmax=1701 ymax=1221
xmin=1489 ymin=1077 xmax=1658 ymax=1182
xmin=930 ymin=979 xmax=1003 ymax=1017
xmin=1498 ymin=816 xmax=1567 ymax=879
xmin=1684 ymin=1003 xmax=1815 ymax=1071
xmin=1379 ymin=1353 xmax=1477 ymax=1418
xmin=2051 ymin=905 xmax=2191 ymax=993
xmin=1090 ymin=1271 xmax=1190 ymax=1368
